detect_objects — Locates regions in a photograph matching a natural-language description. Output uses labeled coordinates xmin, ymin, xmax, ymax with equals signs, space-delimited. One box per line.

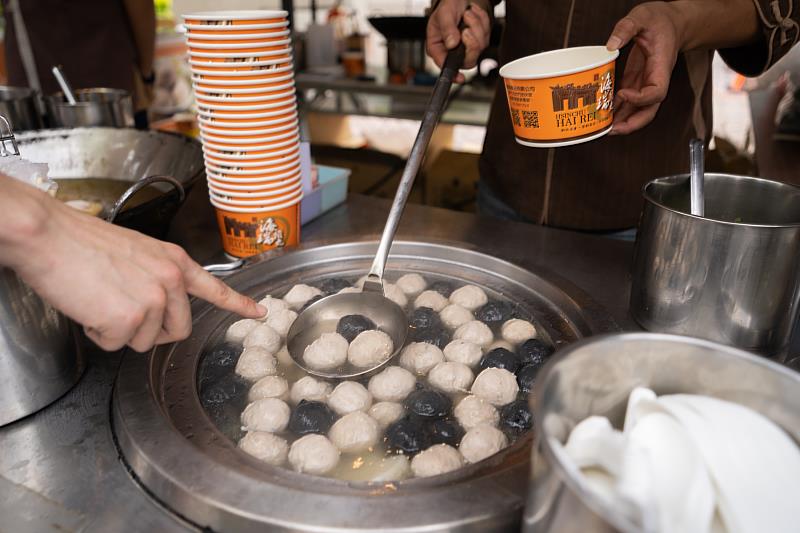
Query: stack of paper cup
xmin=183 ymin=10 xmax=302 ymax=258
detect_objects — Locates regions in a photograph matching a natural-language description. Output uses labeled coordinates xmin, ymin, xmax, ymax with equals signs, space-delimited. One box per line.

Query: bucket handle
xmin=107 ymin=175 xmax=186 ymax=224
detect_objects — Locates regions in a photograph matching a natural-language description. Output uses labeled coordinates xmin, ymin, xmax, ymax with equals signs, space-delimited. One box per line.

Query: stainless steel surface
xmin=51 ymin=66 xmax=77 ymax=104
xmin=0 ymin=268 xmax=84 ymax=427
xmin=0 ymin=115 xmax=21 ymax=156
xmin=45 ymin=88 xmax=134 ymax=128
xmin=630 ymin=173 xmax=800 ymax=357
xmin=689 ymin=139 xmax=704 ymax=217
xmin=0 ymin=194 xmax=635 ymax=532
xmin=107 ymin=175 xmax=186 ymax=223
xmin=0 ymin=86 xmax=42 ymax=131
xmin=16 ymin=127 xmax=204 ymax=188
xmin=113 ymin=240 xmax=619 ymax=533
xmin=289 ymin=47 xmax=465 ymax=378
xmin=524 ymin=332 xmax=800 ymax=533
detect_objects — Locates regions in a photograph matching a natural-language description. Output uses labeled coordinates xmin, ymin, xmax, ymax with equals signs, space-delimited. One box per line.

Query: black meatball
xmin=199 ymin=373 xmax=248 ymax=407
xmin=429 ymin=280 xmax=454 ymax=297
xmin=409 ymin=307 xmax=440 ymax=330
xmin=475 ymin=301 xmax=514 ymax=324
xmin=198 ymin=343 xmax=241 ymax=390
xmin=404 ymin=389 xmax=452 ymax=419
xmin=478 ymin=347 xmax=521 ymax=374
xmin=336 ymin=314 xmax=377 ymax=342
xmin=385 ymin=416 xmax=431 ymax=454
xmin=300 ymin=294 xmax=324 ymax=312
xmin=517 ymin=339 xmax=554 ymax=367
xmin=517 ymin=364 xmax=539 ymax=394
xmin=412 ymin=327 xmax=450 ymax=349
xmin=288 ymin=400 xmax=336 ymax=435
xmin=427 ymin=418 xmax=464 ymax=447
xmin=318 ymin=277 xmax=352 ymax=295
xmin=500 ymin=400 xmax=533 ymax=434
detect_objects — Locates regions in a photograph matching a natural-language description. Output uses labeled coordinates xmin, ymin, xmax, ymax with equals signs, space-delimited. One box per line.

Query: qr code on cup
xmin=511 ymin=109 xmax=539 ymax=128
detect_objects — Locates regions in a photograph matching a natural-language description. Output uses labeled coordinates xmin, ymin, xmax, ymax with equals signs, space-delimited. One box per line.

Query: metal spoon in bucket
xmin=51 ymin=65 xmax=77 ymax=105
xmin=286 ymin=44 xmax=467 ymax=379
xmin=689 ymin=138 xmax=705 ymax=217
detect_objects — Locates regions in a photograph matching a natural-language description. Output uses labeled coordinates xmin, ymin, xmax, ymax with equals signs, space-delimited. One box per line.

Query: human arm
xmin=0 ymin=174 xmax=265 ymax=352
xmin=122 ymin=0 xmax=157 ymax=81
xmin=426 ymin=0 xmax=493 ymax=83
xmin=607 ymin=0 xmax=765 ymax=135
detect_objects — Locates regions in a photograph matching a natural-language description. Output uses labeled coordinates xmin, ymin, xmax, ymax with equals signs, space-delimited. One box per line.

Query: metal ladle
xmin=286 ymin=44 xmax=467 ymax=379
xmin=689 ymin=138 xmax=705 ymax=217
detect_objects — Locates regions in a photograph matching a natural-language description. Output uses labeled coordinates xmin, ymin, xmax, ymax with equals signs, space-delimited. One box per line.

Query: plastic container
xmin=499 ymin=46 xmax=618 ymax=148
xmin=300 ymin=165 xmax=350 ymax=225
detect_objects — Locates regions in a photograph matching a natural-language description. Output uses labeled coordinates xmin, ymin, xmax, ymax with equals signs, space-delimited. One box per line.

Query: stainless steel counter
xmin=0 ymin=191 xmax=635 ymax=533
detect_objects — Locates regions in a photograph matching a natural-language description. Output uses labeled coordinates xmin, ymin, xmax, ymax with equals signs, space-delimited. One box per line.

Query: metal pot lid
xmin=113 ymin=241 xmax=618 ymax=532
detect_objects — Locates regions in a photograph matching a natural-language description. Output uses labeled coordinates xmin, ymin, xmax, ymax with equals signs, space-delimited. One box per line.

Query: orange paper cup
xmin=208 ymin=174 xmax=300 ymax=191
xmin=198 ymin=106 xmax=296 ymax=124
xmin=196 ymin=96 xmax=296 ymax=113
xmin=499 ymin=46 xmax=618 ymax=148
xmin=187 ymin=39 xmax=290 ymax=51
xmin=210 ymin=186 xmax=302 ymax=206
xmin=199 ymin=116 xmax=298 ymax=135
xmin=185 ymin=29 xmax=289 ymax=41
xmin=183 ymin=10 xmax=288 ymax=25
xmin=191 ymin=65 xmax=293 ymax=82
xmin=207 ymin=167 xmax=301 ymax=184
xmin=184 ymin=21 xmax=289 ymax=34
xmin=213 ymin=201 xmax=300 ymax=258
xmin=189 ymin=57 xmax=292 ymax=71
xmin=208 ymin=178 xmax=301 ymax=198
xmin=195 ymin=89 xmax=295 ymax=104
xmin=204 ymin=143 xmax=299 ymax=161
xmin=201 ymin=133 xmax=300 ymax=153
xmin=206 ymin=157 xmax=300 ymax=176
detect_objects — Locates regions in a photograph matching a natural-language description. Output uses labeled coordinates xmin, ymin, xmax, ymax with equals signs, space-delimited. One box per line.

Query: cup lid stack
xmin=183 ymin=10 xmax=302 ymax=258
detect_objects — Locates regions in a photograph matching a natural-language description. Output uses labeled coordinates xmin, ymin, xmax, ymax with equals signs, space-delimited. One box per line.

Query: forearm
xmin=670 ymin=0 xmax=759 ymax=51
xmin=123 ymin=0 xmax=157 ymax=76
xmin=0 ymin=174 xmax=52 ymax=271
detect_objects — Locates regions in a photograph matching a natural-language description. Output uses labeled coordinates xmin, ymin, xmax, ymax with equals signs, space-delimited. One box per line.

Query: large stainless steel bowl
xmin=630 ymin=173 xmax=800 ymax=358
xmin=113 ymin=241 xmax=618 ymax=532
xmin=524 ymin=332 xmax=800 ymax=533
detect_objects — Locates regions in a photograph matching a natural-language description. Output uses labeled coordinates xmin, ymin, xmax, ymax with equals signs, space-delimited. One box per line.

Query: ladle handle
xmin=107 ymin=175 xmax=185 ymax=224
xmin=364 ymin=43 xmax=465 ymax=291
xmin=52 ymin=65 xmax=77 ymax=105
xmin=689 ymin=138 xmax=705 ymax=217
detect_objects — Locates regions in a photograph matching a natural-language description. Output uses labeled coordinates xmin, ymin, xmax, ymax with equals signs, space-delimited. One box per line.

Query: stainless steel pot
xmin=45 ymin=88 xmax=134 ymax=128
xmin=0 ymin=268 xmax=83 ymax=426
xmin=523 ymin=332 xmax=800 ymax=533
xmin=0 ymin=86 xmax=41 ymax=131
xmin=630 ymin=173 xmax=800 ymax=358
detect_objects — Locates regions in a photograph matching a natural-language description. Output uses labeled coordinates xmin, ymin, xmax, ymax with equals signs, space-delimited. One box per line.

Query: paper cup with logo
xmin=211 ymin=196 xmax=300 ymax=258
xmin=195 ymin=89 xmax=295 ymax=105
xmin=208 ymin=178 xmax=302 ymax=200
xmin=184 ymin=21 xmax=289 ymax=34
xmin=499 ymin=46 xmax=618 ymax=147
xmin=186 ymin=29 xmax=289 ymax=41
xmin=191 ymin=67 xmax=294 ymax=84
xmin=197 ymin=101 xmax=296 ymax=119
xmin=206 ymin=157 xmax=300 ymax=176
xmin=198 ymin=105 xmax=296 ymax=124
xmin=208 ymin=172 xmax=300 ymax=191
xmin=183 ymin=10 xmax=288 ymax=25
xmin=189 ymin=56 xmax=292 ymax=72
xmin=205 ymin=149 xmax=300 ymax=168
xmin=206 ymin=164 xmax=301 ymax=182
xmin=201 ymin=133 xmax=300 ymax=153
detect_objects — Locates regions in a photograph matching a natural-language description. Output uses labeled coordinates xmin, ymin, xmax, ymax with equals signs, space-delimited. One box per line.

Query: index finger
xmin=183 ymin=262 xmax=266 ymax=318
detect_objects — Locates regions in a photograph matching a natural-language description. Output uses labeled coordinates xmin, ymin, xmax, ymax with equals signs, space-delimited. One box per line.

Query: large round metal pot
xmin=0 ymin=267 xmax=83 ymax=426
xmin=630 ymin=173 xmax=800 ymax=358
xmin=16 ymin=128 xmax=204 ymax=238
xmin=523 ymin=332 xmax=800 ymax=533
xmin=113 ymin=241 xmax=618 ymax=532
xmin=0 ymin=86 xmax=41 ymax=131
xmin=45 ymin=88 xmax=134 ymax=128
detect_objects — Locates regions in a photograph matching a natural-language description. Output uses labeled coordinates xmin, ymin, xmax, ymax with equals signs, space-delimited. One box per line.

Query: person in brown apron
xmin=427 ymin=0 xmax=800 ymax=231
xmin=2 ymin=0 xmax=156 ymax=128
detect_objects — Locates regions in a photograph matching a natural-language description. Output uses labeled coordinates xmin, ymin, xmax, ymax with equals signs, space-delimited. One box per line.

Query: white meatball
xmin=454 ymin=395 xmax=500 ymax=430
xmin=471 ymin=368 xmax=519 ymax=406
xmin=238 ymin=431 xmax=289 ymax=466
xmin=439 ymin=304 xmax=474 ymax=330
xmin=348 ymin=330 xmax=394 ymax=368
xmin=449 ymin=285 xmax=488 ymax=311
xmin=290 ymin=376 xmax=332 ymax=404
xmin=288 ymin=434 xmax=340 ymax=474
xmin=399 ymin=342 xmax=445 ymax=376
xmin=413 ymin=290 xmax=449 ymax=312
xmin=226 ymin=318 xmax=260 ymax=344
xmin=428 ymin=362 xmax=474 ymax=394
xmin=235 ymin=346 xmax=278 ymax=381
xmin=501 ymin=319 xmax=537 ymax=345
xmin=459 ymin=425 xmax=508 ymax=463
xmin=303 ymin=332 xmax=348 ymax=371
xmin=384 ymin=283 xmax=409 ymax=308
xmin=443 ymin=340 xmax=483 ymax=368
xmin=266 ymin=308 xmax=298 ymax=338
xmin=241 ymin=398 xmax=290 ymax=433
xmin=487 ymin=339 xmax=515 ymax=352
xmin=328 ymin=411 xmax=380 ymax=453
xmin=396 ymin=273 xmax=427 ymax=296
xmin=258 ymin=295 xmax=288 ymax=318
xmin=410 ymin=444 xmax=464 ymax=477
xmin=368 ymin=401 xmax=405 ymax=429
xmin=368 ymin=366 xmax=416 ymax=402
xmin=283 ymin=284 xmax=323 ymax=311
xmin=327 ymin=381 xmax=372 ymax=415
xmin=453 ymin=320 xmax=494 ymax=348
xmin=249 ymin=375 xmax=289 ymax=402
xmin=243 ymin=323 xmax=282 ymax=353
